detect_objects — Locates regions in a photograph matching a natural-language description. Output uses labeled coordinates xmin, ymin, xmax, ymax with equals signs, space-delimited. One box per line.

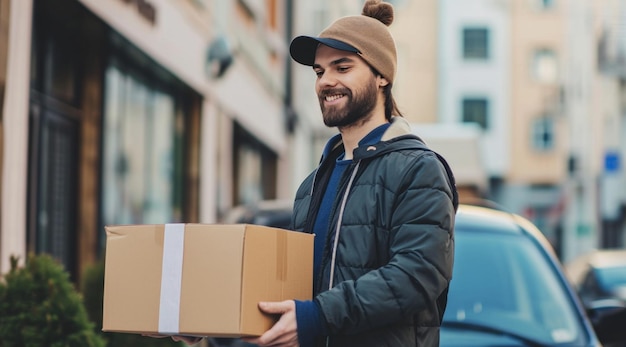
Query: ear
xmin=378 ymin=76 xmax=389 ymax=87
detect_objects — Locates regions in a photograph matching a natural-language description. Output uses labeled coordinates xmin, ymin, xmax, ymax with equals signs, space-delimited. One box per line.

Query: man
xmin=166 ymin=0 xmax=456 ymax=346
xmin=244 ymin=1 xmax=458 ymax=346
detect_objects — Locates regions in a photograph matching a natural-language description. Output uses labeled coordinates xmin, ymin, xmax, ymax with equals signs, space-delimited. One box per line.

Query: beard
xmin=318 ymin=77 xmax=378 ymax=128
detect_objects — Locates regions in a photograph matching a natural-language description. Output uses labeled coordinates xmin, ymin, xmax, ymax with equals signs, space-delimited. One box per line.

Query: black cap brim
xmin=290 ymin=36 xmax=359 ymax=66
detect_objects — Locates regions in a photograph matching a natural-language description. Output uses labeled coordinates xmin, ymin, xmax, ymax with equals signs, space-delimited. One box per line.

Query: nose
xmin=317 ymin=70 xmax=337 ymax=89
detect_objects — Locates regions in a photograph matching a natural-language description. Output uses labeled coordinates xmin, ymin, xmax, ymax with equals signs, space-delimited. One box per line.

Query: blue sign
xmin=605 ymin=151 xmax=620 ymax=173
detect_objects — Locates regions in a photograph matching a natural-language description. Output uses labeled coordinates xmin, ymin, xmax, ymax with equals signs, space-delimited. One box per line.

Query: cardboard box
xmin=102 ymin=223 xmax=313 ymax=337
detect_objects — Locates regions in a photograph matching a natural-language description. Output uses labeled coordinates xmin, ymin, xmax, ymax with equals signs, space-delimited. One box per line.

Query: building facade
xmin=389 ymin=0 xmax=626 ymax=260
xmin=0 ymin=0 xmax=294 ymax=281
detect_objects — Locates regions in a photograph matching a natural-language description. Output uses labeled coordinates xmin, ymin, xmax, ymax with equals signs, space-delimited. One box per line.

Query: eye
xmin=314 ymin=70 xmax=323 ymax=78
xmin=337 ymin=66 xmax=350 ymax=72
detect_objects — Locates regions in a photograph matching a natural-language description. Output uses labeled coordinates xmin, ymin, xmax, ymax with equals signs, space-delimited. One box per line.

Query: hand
xmin=242 ymin=300 xmax=299 ymax=347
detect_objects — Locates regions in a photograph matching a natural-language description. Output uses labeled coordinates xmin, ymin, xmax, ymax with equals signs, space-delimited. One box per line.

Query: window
xmin=532 ymin=116 xmax=555 ymax=151
xmin=462 ymin=98 xmax=489 ymax=129
xmin=233 ymin=124 xmax=278 ymax=205
xmin=101 ymin=64 xmax=185 ymax=226
xmin=463 ymin=27 xmax=489 ymax=60
xmin=532 ymin=48 xmax=558 ymax=83
xmin=28 ymin=95 xmax=80 ymax=280
xmin=28 ymin=12 xmax=82 ymax=279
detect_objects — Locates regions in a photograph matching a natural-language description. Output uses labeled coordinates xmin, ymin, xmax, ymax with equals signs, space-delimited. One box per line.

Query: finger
xmin=243 ymin=326 xmax=281 ymax=345
xmin=252 ymin=317 xmax=297 ymax=344
xmin=258 ymin=300 xmax=290 ymax=314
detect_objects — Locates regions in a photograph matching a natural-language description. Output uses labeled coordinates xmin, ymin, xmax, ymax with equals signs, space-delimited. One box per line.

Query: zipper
xmin=324 ymin=161 xmax=360 ymax=347
xmin=328 ymin=160 xmax=360 ymax=289
xmin=312 ymin=158 xmax=360 ymax=347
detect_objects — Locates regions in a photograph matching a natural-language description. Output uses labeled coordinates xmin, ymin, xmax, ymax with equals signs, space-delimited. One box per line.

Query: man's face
xmin=313 ymin=45 xmax=379 ymax=128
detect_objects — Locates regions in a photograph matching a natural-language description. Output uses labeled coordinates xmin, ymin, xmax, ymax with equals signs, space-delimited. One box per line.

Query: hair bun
xmin=362 ymin=0 xmax=394 ymax=27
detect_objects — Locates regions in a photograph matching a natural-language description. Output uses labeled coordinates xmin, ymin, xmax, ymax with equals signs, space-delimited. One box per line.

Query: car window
xmin=444 ymin=229 xmax=587 ymax=345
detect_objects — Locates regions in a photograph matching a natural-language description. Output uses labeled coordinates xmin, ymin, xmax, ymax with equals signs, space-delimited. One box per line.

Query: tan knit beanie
xmin=290 ymin=0 xmax=397 ymax=83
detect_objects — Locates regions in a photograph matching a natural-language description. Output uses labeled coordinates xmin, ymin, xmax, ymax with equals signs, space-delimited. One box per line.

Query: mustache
xmin=319 ymin=88 xmax=351 ymax=98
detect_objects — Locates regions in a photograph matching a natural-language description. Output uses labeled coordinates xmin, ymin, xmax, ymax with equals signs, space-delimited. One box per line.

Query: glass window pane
xmin=102 ymin=65 xmax=179 ymax=226
xmin=462 ymin=98 xmax=489 ymax=129
xmin=463 ymin=28 xmax=489 ymax=60
xmin=532 ymin=116 xmax=555 ymax=151
xmin=237 ymin=145 xmax=263 ymax=204
xmin=144 ymin=91 xmax=175 ymax=223
xmin=122 ymin=75 xmax=148 ymax=223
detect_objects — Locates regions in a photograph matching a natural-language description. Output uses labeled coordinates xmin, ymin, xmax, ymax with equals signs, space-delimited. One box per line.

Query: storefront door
xmin=28 ymin=92 xmax=79 ymax=277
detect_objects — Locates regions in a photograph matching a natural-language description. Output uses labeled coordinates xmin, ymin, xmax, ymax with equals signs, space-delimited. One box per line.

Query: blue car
xmin=443 ymin=204 xmax=624 ymax=347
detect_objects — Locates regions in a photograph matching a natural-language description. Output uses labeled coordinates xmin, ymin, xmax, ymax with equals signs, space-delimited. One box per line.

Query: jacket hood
xmin=319 ymin=116 xmax=425 ymax=162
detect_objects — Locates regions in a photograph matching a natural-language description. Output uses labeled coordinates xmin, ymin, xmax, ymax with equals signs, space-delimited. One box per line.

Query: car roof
xmin=455 ymin=204 xmax=523 ymax=235
xmin=455 ymin=204 xmax=557 ymax=255
xmin=226 ymin=201 xmax=543 ymax=239
xmin=223 ymin=201 xmax=559 ymax=261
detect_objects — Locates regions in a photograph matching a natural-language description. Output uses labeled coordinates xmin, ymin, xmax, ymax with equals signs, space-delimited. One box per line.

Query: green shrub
xmin=0 ymin=253 xmax=106 ymax=347
xmin=81 ymin=259 xmax=183 ymax=347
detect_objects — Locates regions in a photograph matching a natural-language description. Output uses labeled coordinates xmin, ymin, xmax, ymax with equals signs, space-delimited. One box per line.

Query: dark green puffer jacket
xmin=292 ymin=117 xmax=457 ymax=347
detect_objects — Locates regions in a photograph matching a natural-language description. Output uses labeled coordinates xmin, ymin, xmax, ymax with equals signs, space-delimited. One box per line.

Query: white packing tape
xmin=158 ymin=223 xmax=186 ymax=334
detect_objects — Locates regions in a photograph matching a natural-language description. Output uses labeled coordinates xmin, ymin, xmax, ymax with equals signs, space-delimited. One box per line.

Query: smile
xmin=325 ymin=94 xmax=345 ymax=102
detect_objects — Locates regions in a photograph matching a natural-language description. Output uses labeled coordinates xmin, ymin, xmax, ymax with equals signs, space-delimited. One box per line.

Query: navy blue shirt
xmin=311 ymin=156 xmax=350 ymax=284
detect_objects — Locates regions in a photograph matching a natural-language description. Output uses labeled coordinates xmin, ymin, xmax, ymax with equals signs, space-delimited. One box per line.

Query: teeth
xmin=325 ymin=94 xmax=344 ymax=101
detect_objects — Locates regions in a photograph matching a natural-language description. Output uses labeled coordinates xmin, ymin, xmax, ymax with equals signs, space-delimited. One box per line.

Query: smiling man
xmin=243 ymin=1 xmax=459 ymax=347
xmin=150 ymin=1 xmax=456 ymax=347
